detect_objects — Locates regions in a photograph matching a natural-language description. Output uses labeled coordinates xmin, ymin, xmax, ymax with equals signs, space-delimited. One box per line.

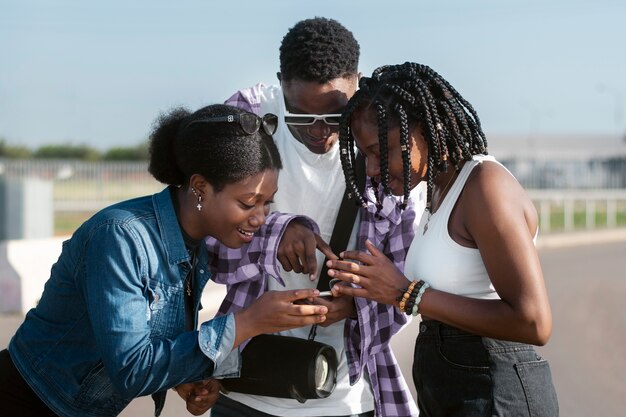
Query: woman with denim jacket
xmin=327 ymin=63 xmax=559 ymax=416
xmin=0 ymin=104 xmax=328 ymax=417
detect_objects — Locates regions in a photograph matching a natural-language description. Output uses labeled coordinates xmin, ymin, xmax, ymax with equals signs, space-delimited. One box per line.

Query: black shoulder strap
xmin=317 ymin=153 xmax=366 ymax=291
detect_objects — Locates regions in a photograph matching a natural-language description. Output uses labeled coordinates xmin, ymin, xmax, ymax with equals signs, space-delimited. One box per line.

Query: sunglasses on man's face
xmin=188 ymin=113 xmax=278 ymax=136
xmin=284 ymin=111 xmax=342 ymax=126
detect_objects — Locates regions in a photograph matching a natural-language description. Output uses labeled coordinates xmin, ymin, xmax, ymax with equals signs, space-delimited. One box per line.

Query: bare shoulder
xmin=461 ymin=159 xmax=537 ymax=234
xmin=464 ymin=159 xmax=527 ymax=203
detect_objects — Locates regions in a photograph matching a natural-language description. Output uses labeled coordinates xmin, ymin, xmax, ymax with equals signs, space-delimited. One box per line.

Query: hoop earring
xmin=191 ymin=187 xmax=203 ymax=211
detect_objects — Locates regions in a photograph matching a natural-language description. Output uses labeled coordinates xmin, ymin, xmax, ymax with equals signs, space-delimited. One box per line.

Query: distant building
xmin=488 ymin=134 xmax=626 ymax=189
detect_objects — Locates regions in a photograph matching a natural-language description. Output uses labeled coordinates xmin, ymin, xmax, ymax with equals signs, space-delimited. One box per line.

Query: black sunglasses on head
xmin=187 ymin=113 xmax=278 ymax=136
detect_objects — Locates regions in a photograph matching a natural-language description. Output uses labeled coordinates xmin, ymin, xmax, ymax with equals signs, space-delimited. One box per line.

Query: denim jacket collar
xmin=153 ymin=186 xmax=190 ymax=267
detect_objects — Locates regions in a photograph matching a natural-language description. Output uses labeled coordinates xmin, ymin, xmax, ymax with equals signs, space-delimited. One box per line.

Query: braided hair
xmin=339 ymin=62 xmax=487 ymax=210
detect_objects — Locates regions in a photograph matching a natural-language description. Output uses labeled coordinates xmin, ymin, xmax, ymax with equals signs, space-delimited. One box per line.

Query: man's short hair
xmin=279 ymin=17 xmax=360 ymax=83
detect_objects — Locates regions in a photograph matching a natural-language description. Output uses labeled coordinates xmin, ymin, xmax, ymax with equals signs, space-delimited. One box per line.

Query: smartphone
xmin=317 ymin=290 xmax=334 ymax=299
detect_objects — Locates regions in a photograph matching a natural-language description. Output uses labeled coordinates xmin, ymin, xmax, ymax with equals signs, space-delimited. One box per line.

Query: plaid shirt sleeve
xmin=205 ymin=212 xmax=319 ymax=316
xmin=224 ymin=83 xmax=266 ymax=115
xmin=345 ymin=183 xmax=419 ymax=416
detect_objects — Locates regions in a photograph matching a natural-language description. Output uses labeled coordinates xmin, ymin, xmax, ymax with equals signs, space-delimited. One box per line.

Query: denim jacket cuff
xmin=198 ymin=313 xmax=241 ymax=378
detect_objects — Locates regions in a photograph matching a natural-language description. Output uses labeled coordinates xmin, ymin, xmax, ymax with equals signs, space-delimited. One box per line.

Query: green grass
xmin=54 ymin=194 xmax=626 ymax=236
xmin=53 ymin=180 xmax=162 ymax=235
xmin=54 ymin=180 xmax=162 ymax=200
xmin=55 ymin=211 xmax=93 ymax=236
xmin=539 ymin=201 xmax=626 ymax=232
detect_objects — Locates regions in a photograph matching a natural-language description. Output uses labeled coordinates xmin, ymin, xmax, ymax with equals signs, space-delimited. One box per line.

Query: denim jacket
xmin=9 ymin=187 xmax=238 ymax=417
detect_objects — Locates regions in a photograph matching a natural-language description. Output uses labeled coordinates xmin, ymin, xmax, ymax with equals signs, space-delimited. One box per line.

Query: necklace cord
xmin=423 ymin=170 xmax=457 ymax=234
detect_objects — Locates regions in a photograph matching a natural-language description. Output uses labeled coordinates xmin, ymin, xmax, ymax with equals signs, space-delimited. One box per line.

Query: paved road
xmin=535 ymin=241 xmax=626 ymax=417
xmin=1 ymin=239 xmax=624 ymax=416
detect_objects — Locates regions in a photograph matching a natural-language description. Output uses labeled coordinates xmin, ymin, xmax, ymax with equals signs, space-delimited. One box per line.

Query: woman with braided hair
xmin=328 ymin=62 xmax=559 ymax=416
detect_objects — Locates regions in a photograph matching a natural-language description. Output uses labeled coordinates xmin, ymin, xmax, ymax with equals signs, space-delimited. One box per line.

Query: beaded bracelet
xmin=404 ymin=281 xmax=422 ymax=314
xmin=398 ymin=280 xmax=418 ymax=312
xmin=403 ymin=280 xmax=430 ymax=316
xmin=411 ymin=282 xmax=430 ymax=316
xmin=399 ymin=280 xmax=417 ymax=312
xmin=402 ymin=280 xmax=424 ymax=314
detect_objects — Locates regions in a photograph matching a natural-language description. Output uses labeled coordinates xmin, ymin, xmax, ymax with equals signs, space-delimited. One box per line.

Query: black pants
xmin=413 ymin=321 xmax=558 ymax=417
xmin=0 ymin=349 xmax=58 ymax=416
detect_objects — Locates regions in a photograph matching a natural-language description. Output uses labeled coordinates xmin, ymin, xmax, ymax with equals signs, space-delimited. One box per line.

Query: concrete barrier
xmin=0 ymin=177 xmax=54 ymax=240
xmin=0 ymin=236 xmax=66 ymax=314
xmin=0 ymin=235 xmax=227 ymax=315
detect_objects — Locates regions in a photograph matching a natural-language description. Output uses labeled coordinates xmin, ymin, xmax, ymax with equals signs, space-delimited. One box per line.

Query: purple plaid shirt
xmin=211 ymin=85 xmax=419 ymax=416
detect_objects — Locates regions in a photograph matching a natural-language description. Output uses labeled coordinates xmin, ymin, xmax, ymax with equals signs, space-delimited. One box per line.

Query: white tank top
xmin=405 ymin=155 xmax=504 ymax=299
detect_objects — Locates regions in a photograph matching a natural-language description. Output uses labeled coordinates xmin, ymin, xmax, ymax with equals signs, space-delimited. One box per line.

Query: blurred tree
xmin=34 ymin=144 xmax=101 ymax=160
xmin=103 ymin=141 xmax=149 ymax=161
xmin=0 ymin=138 xmax=33 ymax=159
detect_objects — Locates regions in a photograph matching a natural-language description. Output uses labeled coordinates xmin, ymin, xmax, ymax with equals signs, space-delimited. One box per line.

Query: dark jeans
xmin=0 ymin=349 xmax=58 ymax=416
xmin=413 ymin=321 xmax=559 ymax=417
xmin=211 ymin=395 xmax=375 ymax=417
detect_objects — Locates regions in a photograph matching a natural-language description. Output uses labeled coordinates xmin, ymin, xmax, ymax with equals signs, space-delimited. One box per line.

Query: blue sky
xmin=1 ymin=0 xmax=625 ymax=150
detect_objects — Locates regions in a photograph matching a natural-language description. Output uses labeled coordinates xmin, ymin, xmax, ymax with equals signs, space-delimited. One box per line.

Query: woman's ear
xmin=189 ymin=174 xmax=211 ymax=197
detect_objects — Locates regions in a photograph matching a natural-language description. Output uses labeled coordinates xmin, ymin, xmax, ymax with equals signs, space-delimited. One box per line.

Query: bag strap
xmin=316 ymin=152 xmax=366 ymax=291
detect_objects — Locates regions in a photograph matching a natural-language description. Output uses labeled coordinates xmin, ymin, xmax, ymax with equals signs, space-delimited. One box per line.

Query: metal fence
xmin=529 ymin=190 xmax=626 ymax=232
xmin=0 ymin=158 xmax=163 ymax=211
xmin=1 ymin=158 xmax=626 ymax=235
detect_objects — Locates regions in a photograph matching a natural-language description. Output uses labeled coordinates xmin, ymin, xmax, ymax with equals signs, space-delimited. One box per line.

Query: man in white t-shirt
xmin=210 ymin=17 xmax=421 ymax=417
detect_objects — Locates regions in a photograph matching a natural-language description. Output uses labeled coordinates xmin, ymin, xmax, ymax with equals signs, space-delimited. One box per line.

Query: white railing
xmin=528 ymin=190 xmax=626 ymax=233
xmin=2 ymin=159 xmax=626 ymax=235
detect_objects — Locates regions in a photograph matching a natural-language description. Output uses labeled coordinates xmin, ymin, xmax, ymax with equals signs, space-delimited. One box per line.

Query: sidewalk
xmin=536 ymin=227 xmax=626 ymax=249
